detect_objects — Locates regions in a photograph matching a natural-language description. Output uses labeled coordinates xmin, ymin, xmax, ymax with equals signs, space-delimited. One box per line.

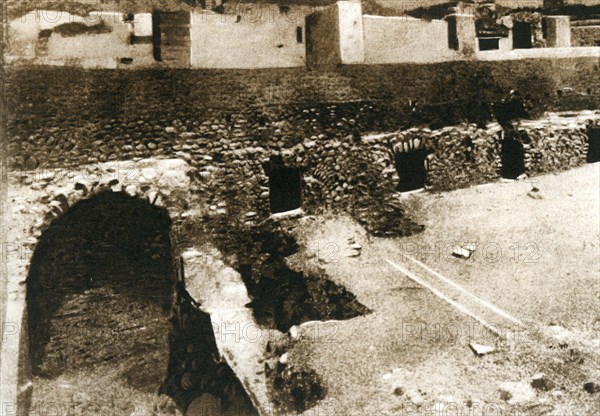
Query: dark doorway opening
xmin=587 ymin=127 xmax=600 ymax=163
xmin=501 ymin=137 xmax=526 ymax=179
xmin=447 ymin=16 xmax=459 ymax=50
xmin=267 ymin=156 xmax=302 ymax=214
xmin=513 ymin=22 xmax=533 ymax=49
xmin=27 ymin=191 xmax=175 ymax=411
xmin=479 ymin=37 xmax=500 ymax=51
xmin=395 ymin=149 xmax=429 ymax=192
xmin=152 ymin=11 xmax=162 ymax=61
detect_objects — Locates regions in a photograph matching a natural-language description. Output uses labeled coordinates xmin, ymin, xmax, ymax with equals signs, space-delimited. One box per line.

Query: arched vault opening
xmin=27 ymin=191 xmax=175 ymax=409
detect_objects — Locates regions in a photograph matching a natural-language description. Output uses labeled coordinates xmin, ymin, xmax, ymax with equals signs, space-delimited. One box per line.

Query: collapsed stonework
xmin=2 ymin=155 xmax=375 ymax=415
xmin=3 ymin=117 xmax=600 ymax=415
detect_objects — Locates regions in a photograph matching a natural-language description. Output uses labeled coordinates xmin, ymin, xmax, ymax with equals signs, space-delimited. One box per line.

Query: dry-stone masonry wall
xmin=4 ymin=62 xmax=599 ymax=226
xmin=380 ymin=115 xmax=600 ymax=191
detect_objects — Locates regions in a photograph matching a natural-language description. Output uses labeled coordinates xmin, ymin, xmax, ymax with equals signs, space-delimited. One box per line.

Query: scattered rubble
xmin=289 ymin=325 xmax=300 ymax=340
xmin=469 ymin=343 xmax=496 ymax=356
xmin=584 ymin=382 xmax=599 ymax=394
xmin=186 ymin=394 xmax=220 ymax=415
xmin=452 ymin=246 xmax=473 ymax=259
xmin=346 ymin=237 xmax=363 ymax=257
xmin=152 ymin=395 xmax=182 ymax=416
xmin=531 ymin=373 xmax=554 ymax=391
xmin=527 ymin=186 xmax=544 ymax=200
xmin=279 ymin=353 xmax=289 ymax=365
xmin=268 ymin=365 xmax=326 ymax=414
xmin=393 ymin=387 xmax=404 ymax=396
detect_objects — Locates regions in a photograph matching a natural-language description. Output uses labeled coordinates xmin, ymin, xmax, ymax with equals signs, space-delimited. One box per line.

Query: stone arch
xmin=26 ymin=189 xmax=178 ymax=411
xmin=393 ymin=138 xmax=430 ymax=192
xmin=15 ymin=160 xmax=190 ymax=413
xmin=27 ymin=189 xmax=175 ymax=372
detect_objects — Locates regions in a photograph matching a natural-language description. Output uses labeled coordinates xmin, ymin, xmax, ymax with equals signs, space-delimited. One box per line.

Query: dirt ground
xmin=287 ymin=163 xmax=599 ymax=416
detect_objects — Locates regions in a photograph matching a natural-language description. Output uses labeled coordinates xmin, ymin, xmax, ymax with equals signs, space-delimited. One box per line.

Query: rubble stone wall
xmin=4 ymin=62 xmax=600 ymax=217
xmin=571 ymin=25 xmax=600 ymax=46
xmin=384 ymin=124 xmax=503 ymax=192
xmin=380 ymin=117 xmax=599 ymax=192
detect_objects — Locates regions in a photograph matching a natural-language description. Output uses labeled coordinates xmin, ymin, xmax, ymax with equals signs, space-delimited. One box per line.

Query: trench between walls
xmin=196 ymin=218 xmax=371 ymax=414
xmin=161 ymin=265 xmax=259 ymax=415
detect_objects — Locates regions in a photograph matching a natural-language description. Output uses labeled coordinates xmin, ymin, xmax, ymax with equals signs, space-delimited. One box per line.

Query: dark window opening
xmin=479 ymin=37 xmax=500 ymax=51
xmin=513 ymin=22 xmax=533 ymax=49
xmin=587 ymin=128 xmax=600 ymax=163
xmin=296 ymin=26 xmax=303 ymax=43
xmin=395 ymin=148 xmax=429 ymax=192
xmin=501 ymin=137 xmax=525 ymax=179
xmin=267 ymin=156 xmax=302 ymax=214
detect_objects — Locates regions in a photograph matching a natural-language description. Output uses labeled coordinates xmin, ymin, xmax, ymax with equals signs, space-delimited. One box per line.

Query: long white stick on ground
xmin=385 ymin=259 xmax=503 ymax=338
xmin=402 ymin=254 xmax=526 ymax=327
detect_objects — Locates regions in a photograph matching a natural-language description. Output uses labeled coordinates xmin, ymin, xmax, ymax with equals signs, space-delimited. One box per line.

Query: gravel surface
xmin=288 ymin=164 xmax=599 ymax=415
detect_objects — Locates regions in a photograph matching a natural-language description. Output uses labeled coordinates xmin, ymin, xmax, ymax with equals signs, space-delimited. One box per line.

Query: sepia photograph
xmin=0 ymin=0 xmax=599 ymax=415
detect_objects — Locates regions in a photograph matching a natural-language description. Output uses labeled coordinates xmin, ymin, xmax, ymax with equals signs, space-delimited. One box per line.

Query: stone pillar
xmin=305 ymin=0 xmax=364 ymax=68
xmin=500 ymin=15 xmax=513 ymax=51
xmin=336 ymin=0 xmax=365 ymax=64
xmin=447 ymin=11 xmax=477 ymax=55
xmin=544 ymin=15 xmax=571 ymax=47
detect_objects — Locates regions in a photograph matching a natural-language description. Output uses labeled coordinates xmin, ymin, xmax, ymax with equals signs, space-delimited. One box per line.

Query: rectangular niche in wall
xmin=513 ymin=22 xmax=533 ymax=49
xmin=479 ymin=37 xmax=500 ymax=51
xmin=587 ymin=128 xmax=600 ymax=163
xmin=267 ymin=156 xmax=302 ymax=214
xmin=395 ymin=148 xmax=429 ymax=192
